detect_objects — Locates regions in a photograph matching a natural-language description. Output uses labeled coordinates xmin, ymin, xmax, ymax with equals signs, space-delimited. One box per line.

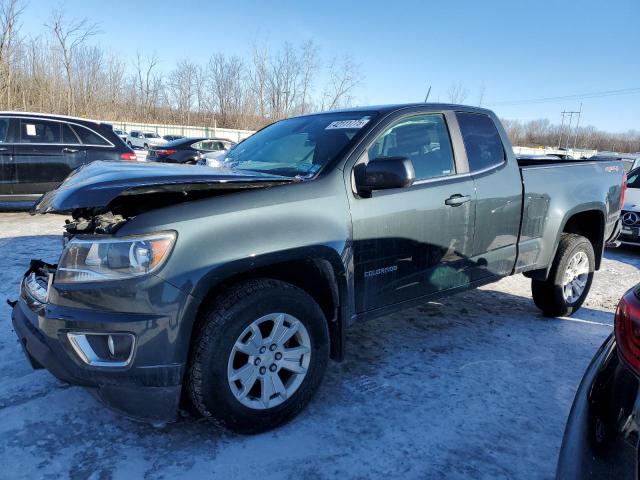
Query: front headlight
xmin=56 ymin=231 xmax=176 ymax=284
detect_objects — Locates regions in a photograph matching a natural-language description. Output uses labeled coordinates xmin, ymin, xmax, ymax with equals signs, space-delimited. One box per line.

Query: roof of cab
xmin=293 ymin=102 xmax=495 ymax=118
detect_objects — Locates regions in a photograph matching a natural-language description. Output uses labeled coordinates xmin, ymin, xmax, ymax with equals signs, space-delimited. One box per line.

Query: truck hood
xmin=32 ymin=160 xmax=294 ymax=214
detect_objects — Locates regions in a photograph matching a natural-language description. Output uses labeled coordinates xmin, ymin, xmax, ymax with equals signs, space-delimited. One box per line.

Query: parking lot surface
xmin=0 ymin=212 xmax=638 ymax=479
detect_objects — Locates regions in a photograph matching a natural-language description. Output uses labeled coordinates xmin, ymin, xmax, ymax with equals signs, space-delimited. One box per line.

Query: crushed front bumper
xmin=10 ymin=261 xmax=194 ymax=423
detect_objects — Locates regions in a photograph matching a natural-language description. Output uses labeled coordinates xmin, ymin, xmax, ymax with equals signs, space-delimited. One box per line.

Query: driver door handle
xmin=62 ymin=147 xmax=79 ymax=153
xmin=445 ymin=194 xmax=471 ymax=207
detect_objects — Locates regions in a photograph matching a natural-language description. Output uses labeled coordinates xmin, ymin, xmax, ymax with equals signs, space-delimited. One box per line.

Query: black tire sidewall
xmin=545 ymin=235 xmax=595 ymax=316
xmin=193 ymin=281 xmax=329 ymax=433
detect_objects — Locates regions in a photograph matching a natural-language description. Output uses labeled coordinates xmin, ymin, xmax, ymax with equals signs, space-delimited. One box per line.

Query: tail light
xmin=620 ymin=174 xmax=628 ymax=209
xmin=156 ymin=149 xmax=176 ymax=157
xmin=120 ymin=152 xmax=137 ymax=161
xmin=615 ymin=288 xmax=640 ymax=375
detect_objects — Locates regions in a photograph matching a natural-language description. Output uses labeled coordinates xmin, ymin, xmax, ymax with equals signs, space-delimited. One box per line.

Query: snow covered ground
xmin=0 ymin=212 xmax=638 ymax=479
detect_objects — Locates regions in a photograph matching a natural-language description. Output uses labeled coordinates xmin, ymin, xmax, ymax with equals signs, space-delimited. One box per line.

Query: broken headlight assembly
xmin=56 ymin=231 xmax=176 ymax=284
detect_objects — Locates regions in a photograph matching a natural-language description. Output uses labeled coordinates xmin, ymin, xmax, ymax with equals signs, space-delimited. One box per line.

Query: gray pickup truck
xmin=11 ymin=104 xmax=625 ymax=433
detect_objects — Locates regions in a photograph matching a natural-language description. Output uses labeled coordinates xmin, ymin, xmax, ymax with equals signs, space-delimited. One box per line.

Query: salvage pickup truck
xmin=10 ymin=104 xmax=626 ymax=433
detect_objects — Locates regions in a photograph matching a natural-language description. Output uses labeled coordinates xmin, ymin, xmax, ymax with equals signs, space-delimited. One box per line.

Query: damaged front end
xmin=10 ymin=161 xmax=281 ymax=422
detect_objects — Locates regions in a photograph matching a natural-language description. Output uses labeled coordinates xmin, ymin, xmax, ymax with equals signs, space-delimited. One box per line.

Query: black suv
xmin=0 ymin=112 xmax=136 ymax=199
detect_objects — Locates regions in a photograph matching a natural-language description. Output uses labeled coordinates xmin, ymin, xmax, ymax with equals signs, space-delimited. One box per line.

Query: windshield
xmin=222 ymin=112 xmax=377 ymax=177
xmin=145 ymin=132 xmax=160 ymax=138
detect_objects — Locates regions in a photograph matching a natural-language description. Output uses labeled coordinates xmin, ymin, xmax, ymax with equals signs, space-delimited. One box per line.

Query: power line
xmin=488 ymin=87 xmax=640 ymax=106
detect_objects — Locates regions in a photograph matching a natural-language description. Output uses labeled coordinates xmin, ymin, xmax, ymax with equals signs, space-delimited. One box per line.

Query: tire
xmin=143 ymin=143 xmax=149 ymax=149
xmin=127 ymin=141 xmax=133 ymax=147
xmin=531 ymin=233 xmax=595 ymax=317
xmin=187 ymin=278 xmax=329 ymax=433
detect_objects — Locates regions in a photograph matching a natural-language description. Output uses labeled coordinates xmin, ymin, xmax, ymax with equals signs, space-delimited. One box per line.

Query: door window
xmin=20 ymin=119 xmax=61 ymax=144
xmin=456 ymin=112 xmax=505 ymax=172
xmin=368 ymin=114 xmax=455 ymax=181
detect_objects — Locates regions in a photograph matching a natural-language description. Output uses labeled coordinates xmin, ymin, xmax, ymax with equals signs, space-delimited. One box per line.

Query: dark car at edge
xmin=557 ymin=284 xmax=640 ymax=479
xmin=0 ymin=112 xmax=136 ymax=200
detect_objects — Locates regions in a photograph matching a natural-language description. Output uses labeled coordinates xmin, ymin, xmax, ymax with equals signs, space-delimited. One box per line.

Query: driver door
xmin=348 ymin=111 xmax=477 ymax=312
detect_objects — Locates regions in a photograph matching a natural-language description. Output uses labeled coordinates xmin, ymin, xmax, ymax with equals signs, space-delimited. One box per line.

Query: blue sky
xmin=20 ymin=0 xmax=640 ymax=132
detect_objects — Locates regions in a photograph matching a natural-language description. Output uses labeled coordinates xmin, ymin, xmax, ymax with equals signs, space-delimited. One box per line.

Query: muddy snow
xmin=0 ymin=212 xmax=638 ymax=479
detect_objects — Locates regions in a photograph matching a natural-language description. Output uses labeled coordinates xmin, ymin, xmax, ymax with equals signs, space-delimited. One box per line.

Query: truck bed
xmin=515 ymin=158 xmax=625 ymax=274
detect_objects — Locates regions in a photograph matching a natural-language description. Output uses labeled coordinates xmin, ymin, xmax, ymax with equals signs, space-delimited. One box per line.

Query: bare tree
xmin=167 ymin=59 xmax=199 ymax=124
xmin=297 ymin=40 xmax=318 ymax=114
xmin=207 ymin=54 xmax=246 ymax=127
xmin=477 ymin=83 xmax=486 ymax=106
xmin=45 ymin=9 xmax=100 ymax=115
xmin=133 ymin=50 xmax=161 ymax=121
xmin=447 ymin=82 xmax=468 ymax=104
xmin=0 ymin=0 xmax=23 ymax=108
xmin=321 ymin=55 xmax=361 ymax=111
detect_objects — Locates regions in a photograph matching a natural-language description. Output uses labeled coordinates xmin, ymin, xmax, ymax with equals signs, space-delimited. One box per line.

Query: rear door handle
xmin=0 ymin=147 xmax=8 ymax=152
xmin=62 ymin=148 xmax=79 ymax=153
xmin=445 ymin=194 xmax=471 ymax=207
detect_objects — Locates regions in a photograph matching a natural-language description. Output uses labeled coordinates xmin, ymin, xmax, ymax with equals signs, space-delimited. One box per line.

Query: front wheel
xmin=532 ymin=233 xmax=595 ymax=317
xmin=187 ymin=279 xmax=329 ymax=433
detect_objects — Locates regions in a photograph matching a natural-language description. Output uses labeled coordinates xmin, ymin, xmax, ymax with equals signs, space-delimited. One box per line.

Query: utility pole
xmin=558 ymin=109 xmax=580 ymax=149
xmin=572 ymin=102 xmax=582 ymax=150
xmin=558 ymin=112 xmax=566 ymax=148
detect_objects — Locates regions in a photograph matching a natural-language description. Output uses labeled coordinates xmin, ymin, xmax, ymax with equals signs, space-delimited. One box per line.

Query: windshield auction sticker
xmin=325 ymin=117 xmax=370 ymax=130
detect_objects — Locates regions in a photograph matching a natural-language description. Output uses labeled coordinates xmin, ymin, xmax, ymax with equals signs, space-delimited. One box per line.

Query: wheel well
xmin=194 ymin=259 xmax=344 ymax=360
xmin=562 ymin=210 xmax=605 ymax=269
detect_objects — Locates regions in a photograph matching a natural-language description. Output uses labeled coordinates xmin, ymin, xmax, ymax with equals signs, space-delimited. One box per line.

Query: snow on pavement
xmin=0 ymin=212 xmax=638 ymax=479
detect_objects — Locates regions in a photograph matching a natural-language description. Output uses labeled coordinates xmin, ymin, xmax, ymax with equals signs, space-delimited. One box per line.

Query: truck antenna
xmin=424 ymin=86 xmax=432 ymax=103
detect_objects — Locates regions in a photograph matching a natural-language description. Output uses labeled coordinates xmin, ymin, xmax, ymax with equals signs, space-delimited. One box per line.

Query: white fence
xmin=109 ymin=121 xmax=255 ymax=143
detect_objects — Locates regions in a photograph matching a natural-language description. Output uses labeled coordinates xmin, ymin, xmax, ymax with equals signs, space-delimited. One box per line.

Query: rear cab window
xmin=456 ymin=112 xmax=505 ymax=172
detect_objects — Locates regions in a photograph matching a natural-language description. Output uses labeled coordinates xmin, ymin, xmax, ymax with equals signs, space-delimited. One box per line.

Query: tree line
xmin=500 ymin=118 xmax=640 ymax=153
xmin=0 ymin=0 xmax=360 ymax=130
xmin=0 ymin=0 xmax=636 ymax=152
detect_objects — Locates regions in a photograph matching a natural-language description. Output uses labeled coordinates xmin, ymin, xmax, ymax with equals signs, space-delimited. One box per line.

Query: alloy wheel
xmin=226 ymin=313 xmax=311 ymax=410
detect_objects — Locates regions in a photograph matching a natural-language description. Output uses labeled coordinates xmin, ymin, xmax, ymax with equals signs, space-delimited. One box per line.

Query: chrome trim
xmin=66 ymin=332 xmax=136 ymax=368
xmin=412 ymin=171 xmax=472 ymax=186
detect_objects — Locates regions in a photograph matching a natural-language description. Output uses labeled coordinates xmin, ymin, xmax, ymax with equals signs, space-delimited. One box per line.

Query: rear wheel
xmin=127 ymin=141 xmax=133 ymax=147
xmin=532 ymin=233 xmax=595 ymax=317
xmin=187 ymin=279 xmax=329 ymax=433
xmin=143 ymin=143 xmax=149 ymax=149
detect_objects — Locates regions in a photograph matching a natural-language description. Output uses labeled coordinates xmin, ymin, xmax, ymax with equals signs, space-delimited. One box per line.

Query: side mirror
xmin=356 ymin=156 xmax=415 ymax=193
